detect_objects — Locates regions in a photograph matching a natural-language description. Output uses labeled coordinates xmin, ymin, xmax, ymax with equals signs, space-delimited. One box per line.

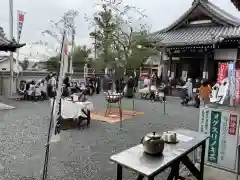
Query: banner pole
xmin=9 ymin=0 xmax=14 ymax=97
xmin=42 ymin=32 xmax=65 ymax=180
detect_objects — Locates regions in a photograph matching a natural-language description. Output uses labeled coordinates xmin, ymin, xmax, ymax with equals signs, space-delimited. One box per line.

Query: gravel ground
xmin=0 ymin=94 xmax=200 ymax=180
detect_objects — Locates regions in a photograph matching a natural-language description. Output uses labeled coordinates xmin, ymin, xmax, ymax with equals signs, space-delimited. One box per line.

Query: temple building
xmin=149 ymin=0 xmax=240 ymax=83
xmin=231 ymin=0 xmax=240 ymax=11
xmin=0 ymin=27 xmax=25 ymax=52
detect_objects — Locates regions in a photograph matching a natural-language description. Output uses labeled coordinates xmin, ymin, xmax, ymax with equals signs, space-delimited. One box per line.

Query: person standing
xmin=96 ymin=76 xmax=101 ymax=94
xmin=143 ymin=76 xmax=150 ymax=88
xmin=46 ymin=73 xmax=52 ymax=98
xmin=185 ymin=78 xmax=193 ymax=100
xmin=126 ymin=76 xmax=134 ymax=98
xmin=115 ymin=78 xmax=120 ymax=93
xmin=103 ymin=74 xmax=109 ymax=92
xmin=149 ymin=74 xmax=157 ymax=102
xmin=49 ymin=73 xmax=57 ymax=98
xmin=63 ymin=75 xmax=70 ymax=88
xmin=199 ymin=80 xmax=212 ymax=106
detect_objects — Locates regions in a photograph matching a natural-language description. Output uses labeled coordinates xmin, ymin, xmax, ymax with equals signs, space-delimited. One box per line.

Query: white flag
xmin=50 ymin=33 xmax=68 ymax=143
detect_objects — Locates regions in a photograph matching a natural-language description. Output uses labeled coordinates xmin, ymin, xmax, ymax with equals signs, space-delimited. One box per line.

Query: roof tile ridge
xmin=159 ymin=1 xmax=202 ymax=33
xmin=203 ymin=0 xmax=240 ymax=24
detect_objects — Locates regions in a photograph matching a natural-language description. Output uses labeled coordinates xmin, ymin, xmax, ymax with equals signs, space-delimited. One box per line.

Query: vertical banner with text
xmin=228 ymin=62 xmax=236 ymax=106
xmin=50 ymin=33 xmax=68 ymax=143
xmin=17 ymin=10 xmax=25 ymax=43
xmin=16 ymin=10 xmax=26 ymax=73
xmin=235 ymin=69 xmax=240 ymax=103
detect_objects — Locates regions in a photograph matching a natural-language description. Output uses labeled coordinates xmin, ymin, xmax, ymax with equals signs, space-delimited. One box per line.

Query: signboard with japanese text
xmin=199 ymin=107 xmax=240 ymax=171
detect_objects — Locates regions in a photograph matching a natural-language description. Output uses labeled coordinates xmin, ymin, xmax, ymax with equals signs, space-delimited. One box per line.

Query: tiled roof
xmin=0 ymin=32 xmax=25 ymax=52
xmin=149 ymin=0 xmax=240 ymax=47
xmin=161 ymin=0 xmax=240 ymax=32
xmin=204 ymin=0 xmax=240 ymax=25
xmin=0 ymin=35 xmax=11 ymax=47
xmin=150 ymin=26 xmax=240 ymax=47
xmin=231 ymin=0 xmax=240 ymax=11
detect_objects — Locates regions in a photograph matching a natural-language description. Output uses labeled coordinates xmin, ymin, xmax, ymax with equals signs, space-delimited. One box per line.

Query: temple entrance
xmin=188 ymin=60 xmax=201 ymax=79
xmin=179 ymin=58 xmax=202 ymax=80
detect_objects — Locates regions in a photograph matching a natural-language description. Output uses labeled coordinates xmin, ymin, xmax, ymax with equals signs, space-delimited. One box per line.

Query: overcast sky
xmin=0 ymin=0 xmax=239 ymax=60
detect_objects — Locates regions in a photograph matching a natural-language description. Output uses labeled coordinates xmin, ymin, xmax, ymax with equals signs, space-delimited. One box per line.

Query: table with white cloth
xmin=51 ymin=98 xmax=93 ymax=129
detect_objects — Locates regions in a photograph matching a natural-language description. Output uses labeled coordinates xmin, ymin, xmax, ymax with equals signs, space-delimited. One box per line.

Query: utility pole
xmin=9 ymin=0 xmax=14 ymax=97
xmin=69 ymin=27 xmax=75 ymax=74
xmin=94 ymin=28 xmax=97 ymax=61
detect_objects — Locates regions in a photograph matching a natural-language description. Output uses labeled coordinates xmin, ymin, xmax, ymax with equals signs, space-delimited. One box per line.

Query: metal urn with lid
xmin=141 ymin=132 xmax=165 ymax=155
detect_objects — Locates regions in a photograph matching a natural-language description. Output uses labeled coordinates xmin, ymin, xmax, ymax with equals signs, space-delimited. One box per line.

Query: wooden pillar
xmin=168 ymin=51 xmax=173 ymax=78
xmin=203 ymin=48 xmax=208 ymax=79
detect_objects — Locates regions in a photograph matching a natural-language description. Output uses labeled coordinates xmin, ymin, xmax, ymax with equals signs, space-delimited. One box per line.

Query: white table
xmin=50 ymin=99 xmax=93 ymax=126
xmin=110 ymin=129 xmax=208 ymax=180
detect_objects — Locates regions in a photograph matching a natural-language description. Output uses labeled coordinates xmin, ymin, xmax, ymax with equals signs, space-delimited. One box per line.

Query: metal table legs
xmin=117 ymin=164 xmax=122 ymax=180
xmin=200 ymin=141 xmax=206 ymax=180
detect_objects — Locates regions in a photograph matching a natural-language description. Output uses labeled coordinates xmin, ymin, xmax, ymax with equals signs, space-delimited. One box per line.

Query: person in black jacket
xmin=115 ymin=78 xmax=120 ymax=93
xmin=126 ymin=76 xmax=134 ymax=98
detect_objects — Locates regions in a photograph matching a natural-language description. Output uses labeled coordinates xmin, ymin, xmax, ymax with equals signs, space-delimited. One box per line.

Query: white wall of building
xmin=214 ymin=49 xmax=238 ymax=60
xmin=0 ymin=60 xmax=23 ymax=72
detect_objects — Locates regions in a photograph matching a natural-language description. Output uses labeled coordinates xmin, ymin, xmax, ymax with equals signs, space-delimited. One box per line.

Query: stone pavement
xmin=204 ymin=166 xmax=238 ymax=180
xmin=0 ymin=94 xmax=237 ymax=179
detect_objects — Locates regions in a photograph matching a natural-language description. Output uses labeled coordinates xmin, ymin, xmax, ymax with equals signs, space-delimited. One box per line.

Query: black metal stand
xmin=163 ymin=96 xmax=167 ymax=115
xmin=236 ymin=145 xmax=240 ymax=180
xmin=132 ymin=99 xmax=135 ymax=115
xmin=105 ymin=99 xmax=122 ymax=117
xmin=105 ymin=96 xmax=123 ymax=128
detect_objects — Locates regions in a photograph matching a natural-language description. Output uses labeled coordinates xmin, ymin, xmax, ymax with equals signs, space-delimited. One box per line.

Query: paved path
xmin=0 ymin=102 xmax=15 ymax=110
xmin=0 ymin=95 xmax=201 ymax=180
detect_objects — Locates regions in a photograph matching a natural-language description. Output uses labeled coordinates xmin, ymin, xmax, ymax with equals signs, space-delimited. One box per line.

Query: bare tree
xmin=42 ymin=10 xmax=78 ymax=42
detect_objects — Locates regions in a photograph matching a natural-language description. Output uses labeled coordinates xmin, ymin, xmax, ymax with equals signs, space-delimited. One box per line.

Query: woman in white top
xmin=143 ymin=76 xmax=150 ymax=87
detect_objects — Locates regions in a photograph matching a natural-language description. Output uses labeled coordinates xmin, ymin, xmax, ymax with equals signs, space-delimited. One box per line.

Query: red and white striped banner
xmin=17 ymin=10 xmax=26 ymax=43
xmin=217 ymin=63 xmax=228 ymax=84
